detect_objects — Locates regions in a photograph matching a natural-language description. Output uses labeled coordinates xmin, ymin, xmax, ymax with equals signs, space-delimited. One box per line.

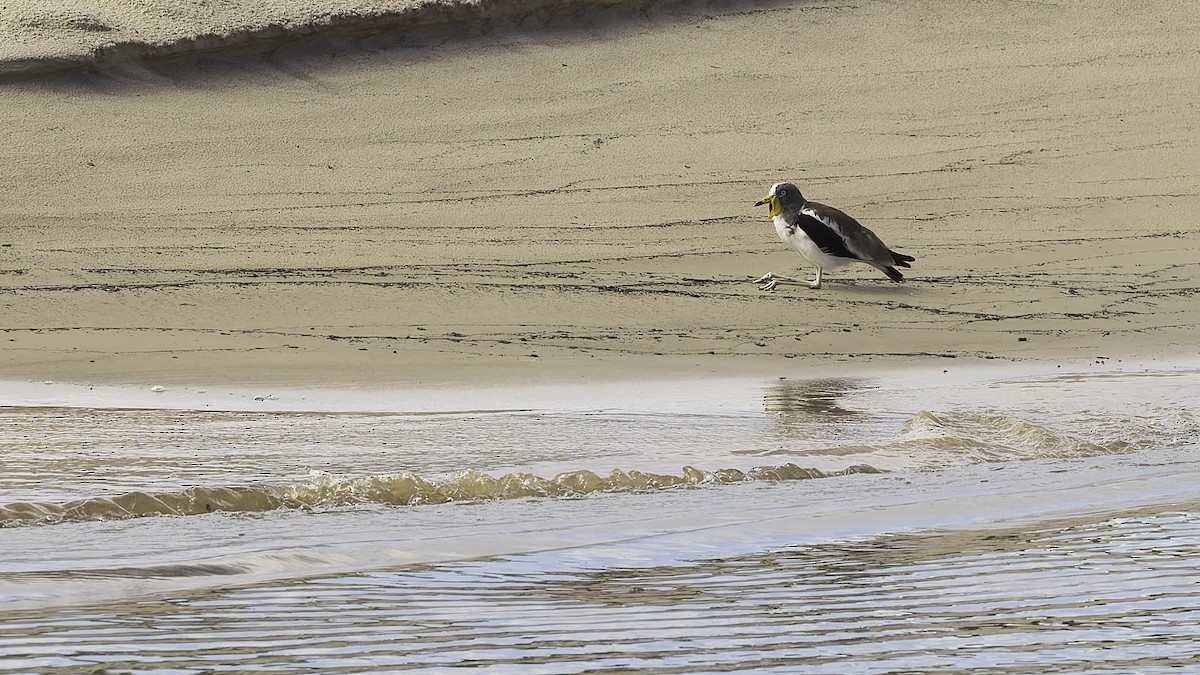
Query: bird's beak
xmin=755 ymin=195 xmax=782 ymax=218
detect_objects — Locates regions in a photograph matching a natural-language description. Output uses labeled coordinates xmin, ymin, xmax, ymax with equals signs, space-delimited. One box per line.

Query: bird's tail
xmin=889 ymin=249 xmax=915 ymax=268
xmin=883 ymin=266 xmax=904 ymax=283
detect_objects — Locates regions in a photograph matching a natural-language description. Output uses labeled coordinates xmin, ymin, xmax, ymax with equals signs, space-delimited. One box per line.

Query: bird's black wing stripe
xmin=790 ymin=213 xmax=857 ymax=260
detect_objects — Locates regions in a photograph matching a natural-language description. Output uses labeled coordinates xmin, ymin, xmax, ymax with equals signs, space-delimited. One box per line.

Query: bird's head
xmin=754 ymin=182 xmax=805 ymax=218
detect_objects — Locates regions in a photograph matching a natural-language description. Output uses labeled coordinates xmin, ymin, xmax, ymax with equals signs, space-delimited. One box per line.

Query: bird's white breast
xmin=772 ymin=215 xmax=849 ymax=270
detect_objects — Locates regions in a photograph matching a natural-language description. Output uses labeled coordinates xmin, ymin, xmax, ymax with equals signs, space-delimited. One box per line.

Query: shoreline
xmin=1 ymin=339 xmax=1190 ymax=388
xmin=4 ymin=356 xmax=1198 ymax=413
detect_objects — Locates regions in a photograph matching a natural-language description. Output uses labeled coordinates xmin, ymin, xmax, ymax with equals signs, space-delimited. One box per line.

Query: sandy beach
xmin=1 ymin=0 xmax=1195 ymax=387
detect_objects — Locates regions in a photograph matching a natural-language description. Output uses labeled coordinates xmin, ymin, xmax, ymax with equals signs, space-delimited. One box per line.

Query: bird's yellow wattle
xmin=766 ymin=196 xmax=781 ymax=218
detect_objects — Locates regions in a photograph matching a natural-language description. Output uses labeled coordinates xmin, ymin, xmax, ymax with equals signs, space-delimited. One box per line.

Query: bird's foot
xmin=752 ymin=272 xmax=819 ymax=291
xmin=753 ymin=273 xmax=779 ymax=291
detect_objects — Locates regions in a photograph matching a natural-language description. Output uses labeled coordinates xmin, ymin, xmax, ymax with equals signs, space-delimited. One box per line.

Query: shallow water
xmin=2 ymin=364 xmax=1200 ymax=672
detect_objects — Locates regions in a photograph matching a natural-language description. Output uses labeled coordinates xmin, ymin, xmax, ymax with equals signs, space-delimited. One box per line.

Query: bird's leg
xmin=753 ymin=272 xmax=819 ymax=292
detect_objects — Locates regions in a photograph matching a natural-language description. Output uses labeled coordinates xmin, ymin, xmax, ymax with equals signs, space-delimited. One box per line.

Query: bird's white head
xmin=754 ymin=182 xmax=805 ymax=218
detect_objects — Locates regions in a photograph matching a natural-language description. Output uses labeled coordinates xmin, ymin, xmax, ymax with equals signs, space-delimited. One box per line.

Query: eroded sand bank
xmin=1 ymin=0 xmax=1197 ymax=386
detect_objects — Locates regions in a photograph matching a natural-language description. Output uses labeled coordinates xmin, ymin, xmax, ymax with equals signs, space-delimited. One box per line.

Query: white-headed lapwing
xmin=753 ymin=182 xmax=914 ymax=290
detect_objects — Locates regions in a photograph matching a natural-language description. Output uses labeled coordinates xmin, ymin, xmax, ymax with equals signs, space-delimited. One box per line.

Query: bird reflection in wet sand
xmin=765 ymin=378 xmax=865 ymax=421
xmin=741 ymin=378 xmax=875 ymax=458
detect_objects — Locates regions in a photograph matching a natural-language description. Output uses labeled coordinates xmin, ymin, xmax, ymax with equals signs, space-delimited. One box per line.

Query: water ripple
xmin=3 ymin=509 xmax=1199 ymax=673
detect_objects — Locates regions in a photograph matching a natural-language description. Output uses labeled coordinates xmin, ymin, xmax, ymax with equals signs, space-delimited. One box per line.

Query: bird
xmin=752 ymin=182 xmax=914 ymax=290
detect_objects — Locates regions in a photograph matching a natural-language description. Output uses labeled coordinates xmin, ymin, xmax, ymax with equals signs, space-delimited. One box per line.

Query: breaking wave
xmin=897 ymin=410 xmax=1154 ymax=463
xmin=0 ymin=462 xmax=883 ymax=527
xmin=4 ymin=402 xmax=1185 ymax=528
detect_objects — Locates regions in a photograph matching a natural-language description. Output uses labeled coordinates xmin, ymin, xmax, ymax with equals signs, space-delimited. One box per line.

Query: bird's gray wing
xmin=802 ymin=202 xmax=895 ymax=265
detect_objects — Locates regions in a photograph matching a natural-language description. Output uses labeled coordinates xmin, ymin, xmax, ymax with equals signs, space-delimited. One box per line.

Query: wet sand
xmin=1 ymin=0 xmax=1197 ymax=387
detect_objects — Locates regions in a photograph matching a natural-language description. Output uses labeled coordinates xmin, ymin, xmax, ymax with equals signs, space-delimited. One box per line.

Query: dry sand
xmin=1 ymin=0 xmax=1198 ymax=387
